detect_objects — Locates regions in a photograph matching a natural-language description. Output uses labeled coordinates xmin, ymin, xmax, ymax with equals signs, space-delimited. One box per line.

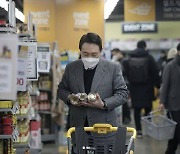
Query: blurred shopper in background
xmin=124 ymin=40 xmax=160 ymax=138
xmin=156 ymin=48 xmax=177 ymax=85
xmin=159 ymin=43 xmax=180 ymax=154
xmin=167 ymin=48 xmax=177 ymax=63
xmin=111 ymin=48 xmax=131 ymax=125
xmin=157 ymin=50 xmax=167 ymax=82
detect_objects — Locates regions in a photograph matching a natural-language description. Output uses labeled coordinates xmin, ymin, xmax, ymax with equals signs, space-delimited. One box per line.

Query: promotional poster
xmin=0 ymin=34 xmax=18 ymax=100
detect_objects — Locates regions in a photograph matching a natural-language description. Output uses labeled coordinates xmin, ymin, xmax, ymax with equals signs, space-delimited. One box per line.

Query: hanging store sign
xmin=73 ymin=12 xmax=90 ymax=30
xmin=27 ymin=42 xmax=38 ymax=81
xmin=0 ymin=34 xmax=18 ymax=100
xmin=156 ymin=0 xmax=180 ymax=21
xmin=17 ymin=44 xmax=28 ymax=91
xmin=37 ymin=44 xmax=51 ymax=73
xmin=24 ymin=0 xmax=56 ymax=42
xmin=124 ymin=0 xmax=155 ymax=21
xmin=122 ymin=23 xmax=158 ymax=33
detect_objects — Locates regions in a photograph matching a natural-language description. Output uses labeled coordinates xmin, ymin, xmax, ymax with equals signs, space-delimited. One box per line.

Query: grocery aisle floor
xmin=41 ymin=131 xmax=180 ymax=154
xmin=41 ymin=105 xmax=180 ymax=154
xmin=41 ymin=124 xmax=180 ymax=154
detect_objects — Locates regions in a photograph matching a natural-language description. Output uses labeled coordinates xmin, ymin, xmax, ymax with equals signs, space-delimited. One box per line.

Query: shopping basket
xmin=141 ymin=110 xmax=177 ymax=140
xmin=67 ymin=123 xmax=136 ymax=154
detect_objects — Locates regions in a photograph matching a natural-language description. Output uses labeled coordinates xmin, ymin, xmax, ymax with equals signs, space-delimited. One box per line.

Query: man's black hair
xmin=111 ymin=48 xmax=121 ymax=53
xmin=161 ymin=50 xmax=166 ymax=54
xmin=137 ymin=40 xmax=146 ymax=49
xmin=177 ymin=43 xmax=180 ymax=51
xmin=79 ymin=32 xmax=102 ymax=51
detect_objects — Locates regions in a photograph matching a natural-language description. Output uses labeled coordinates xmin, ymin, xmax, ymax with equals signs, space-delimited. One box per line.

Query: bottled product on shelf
xmin=0 ymin=101 xmax=19 ymax=154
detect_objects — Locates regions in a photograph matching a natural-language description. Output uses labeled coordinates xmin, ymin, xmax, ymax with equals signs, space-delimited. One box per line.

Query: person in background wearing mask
xmin=159 ymin=43 xmax=180 ymax=154
xmin=111 ymin=48 xmax=131 ymax=125
xmin=57 ymin=32 xmax=128 ymax=154
xmin=166 ymin=48 xmax=177 ymax=63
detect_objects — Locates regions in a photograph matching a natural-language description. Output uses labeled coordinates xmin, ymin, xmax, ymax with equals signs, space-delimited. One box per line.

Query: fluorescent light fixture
xmin=0 ymin=0 xmax=8 ymax=11
xmin=0 ymin=0 xmax=25 ymax=22
xmin=104 ymin=0 xmax=119 ymax=20
xmin=15 ymin=8 xmax=25 ymax=22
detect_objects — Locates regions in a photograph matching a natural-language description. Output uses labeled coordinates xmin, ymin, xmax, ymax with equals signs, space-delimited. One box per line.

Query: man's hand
xmin=159 ymin=103 xmax=165 ymax=111
xmin=80 ymin=93 xmax=104 ymax=109
xmin=68 ymin=93 xmax=105 ymax=109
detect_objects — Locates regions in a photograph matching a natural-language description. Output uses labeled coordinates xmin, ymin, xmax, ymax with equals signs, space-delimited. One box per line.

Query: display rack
xmin=0 ymin=27 xmax=16 ymax=33
xmin=0 ymin=124 xmax=19 ymax=141
xmin=29 ymin=42 xmax=62 ymax=145
xmin=0 ymin=102 xmax=19 ymax=115
xmin=37 ymin=63 xmax=58 ymax=144
xmin=0 ymin=2 xmax=19 ymax=152
xmin=14 ymin=136 xmax=31 ymax=148
xmin=14 ymin=92 xmax=32 ymax=154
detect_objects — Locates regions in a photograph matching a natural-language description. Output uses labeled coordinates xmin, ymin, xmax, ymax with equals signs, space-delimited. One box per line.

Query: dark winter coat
xmin=124 ymin=48 xmax=160 ymax=108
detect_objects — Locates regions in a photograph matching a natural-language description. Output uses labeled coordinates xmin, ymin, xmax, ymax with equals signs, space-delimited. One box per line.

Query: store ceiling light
xmin=0 ymin=0 xmax=25 ymax=22
xmin=0 ymin=0 xmax=9 ymax=11
xmin=104 ymin=0 xmax=119 ymax=20
xmin=15 ymin=8 xmax=25 ymax=22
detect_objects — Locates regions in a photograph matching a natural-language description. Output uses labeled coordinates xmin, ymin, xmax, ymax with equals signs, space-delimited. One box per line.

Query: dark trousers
xmin=122 ymin=103 xmax=131 ymax=123
xmin=134 ymin=107 xmax=151 ymax=131
xmin=165 ymin=110 xmax=180 ymax=154
xmin=71 ymin=147 xmax=76 ymax=154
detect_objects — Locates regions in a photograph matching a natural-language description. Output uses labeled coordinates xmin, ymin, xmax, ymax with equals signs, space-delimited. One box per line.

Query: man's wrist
xmin=102 ymin=100 xmax=108 ymax=109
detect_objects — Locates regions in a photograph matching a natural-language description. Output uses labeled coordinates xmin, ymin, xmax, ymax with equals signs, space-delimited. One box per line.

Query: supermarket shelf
xmin=14 ymin=136 xmax=31 ymax=148
xmin=0 ymin=134 xmax=13 ymax=140
xmin=38 ymin=71 xmax=50 ymax=75
xmin=17 ymin=108 xmax=31 ymax=120
xmin=0 ymin=101 xmax=19 ymax=114
xmin=29 ymin=89 xmax=40 ymax=96
xmin=41 ymin=134 xmax=55 ymax=142
xmin=19 ymin=33 xmax=31 ymax=38
xmin=38 ymin=110 xmax=51 ymax=114
xmin=0 ymin=127 xmax=19 ymax=141
xmin=39 ymin=88 xmax=52 ymax=92
xmin=30 ymin=93 xmax=39 ymax=96
xmin=0 ymin=27 xmax=16 ymax=33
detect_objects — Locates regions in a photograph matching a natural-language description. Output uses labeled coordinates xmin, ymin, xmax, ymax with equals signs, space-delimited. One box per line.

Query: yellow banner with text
xmin=124 ymin=0 xmax=155 ymax=22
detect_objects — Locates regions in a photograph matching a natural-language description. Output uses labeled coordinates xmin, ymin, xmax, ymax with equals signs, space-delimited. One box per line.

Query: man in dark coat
xmin=124 ymin=40 xmax=160 ymax=137
xmin=159 ymin=43 xmax=180 ymax=154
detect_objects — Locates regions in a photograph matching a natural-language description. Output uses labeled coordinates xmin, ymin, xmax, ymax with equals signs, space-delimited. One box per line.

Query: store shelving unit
xmin=0 ymin=101 xmax=19 ymax=154
xmin=0 ymin=102 xmax=19 ymax=115
xmin=37 ymin=71 xmax=57 ymax=143
xmin=17 ymin=109 xmax=31 ymax=120
xmin=0 ymin=125 xmax=19 ymax=141
xmin=0 ymin=27 xmax=16 ymax=33
xmin=14 ymin=92 xmax=32 ymax=154
xmin=28 ymin=42 xmax=62 ymax=145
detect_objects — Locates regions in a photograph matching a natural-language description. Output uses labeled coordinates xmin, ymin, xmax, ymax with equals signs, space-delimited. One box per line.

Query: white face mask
xmin=112 ymin=55 xmax=118 ymax=62
xmin=81 ymin=57 xmax=99 ymax=70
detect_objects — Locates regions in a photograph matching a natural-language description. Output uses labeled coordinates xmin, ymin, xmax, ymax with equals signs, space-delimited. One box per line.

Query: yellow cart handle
xmin=67 ymin=123 xmax=136 ymax=139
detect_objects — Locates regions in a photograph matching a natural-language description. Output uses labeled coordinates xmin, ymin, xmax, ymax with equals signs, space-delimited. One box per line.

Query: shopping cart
xmin=67 ymin=123 xmax=136 ymax=154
